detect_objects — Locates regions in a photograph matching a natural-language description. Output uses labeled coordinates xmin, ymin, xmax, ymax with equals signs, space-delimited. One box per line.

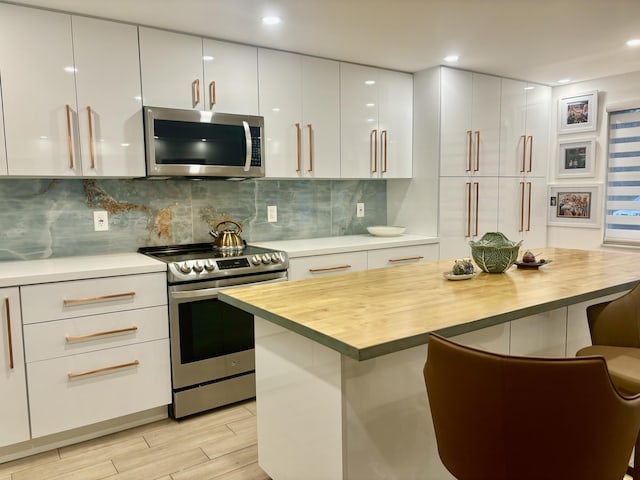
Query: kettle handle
xmin=214 ymin=220 xmax=243 ymax=233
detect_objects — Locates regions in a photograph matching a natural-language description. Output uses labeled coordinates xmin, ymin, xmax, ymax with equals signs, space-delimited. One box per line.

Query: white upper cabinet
xmin=72 ymin=16 xmax=145 ymax=177
xmin=202 ymin=39 xmax=258 ymax=115
xmin=139 ymin=28 xmax=259 ymax=114
xmin=340 ymin=63 xmax=413 ymax=178
xmin=0 ymin=87 xmax=6 ymax=176
xmin=138 ymin=27 xmax=204 ymax=110
xmin=0 ymin=287 xmax=30 ymax=447
xmin=500 ymin=79 xmax=551 ymax=178
xmin=0 ymin=5 xmax=144 ymax=177
xmin=259 ymin=49 xmax=340 ymax=178
xmin=0 ymin=4 xmax=80 ymax=177
xmin=440 ymin=68 xmax=501 ymax=177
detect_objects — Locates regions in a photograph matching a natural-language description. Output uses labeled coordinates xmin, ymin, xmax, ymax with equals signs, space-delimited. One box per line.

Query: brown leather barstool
xmin=577 ymin=283 xmax=640 ymax=478
xmin=425 ymin=333 xmax=640 ymax=480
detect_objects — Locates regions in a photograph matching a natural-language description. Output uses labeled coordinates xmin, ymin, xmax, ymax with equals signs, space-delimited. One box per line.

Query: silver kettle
xmin=209 ymin=220 xmax=245 ymax=251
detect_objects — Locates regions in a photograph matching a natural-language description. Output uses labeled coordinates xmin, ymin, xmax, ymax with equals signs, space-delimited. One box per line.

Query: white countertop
xmin=251 ymin=234 xmax=439 ymax=258
xmin=0 ymin=253 xmax=167 ymax=287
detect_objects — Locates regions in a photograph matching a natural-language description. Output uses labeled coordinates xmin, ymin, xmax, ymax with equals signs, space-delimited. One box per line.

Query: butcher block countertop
xmin=219 ymin=248 xmax=640 ymax=360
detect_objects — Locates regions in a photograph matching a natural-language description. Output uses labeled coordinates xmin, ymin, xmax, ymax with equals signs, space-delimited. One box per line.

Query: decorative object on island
xmin=469 ymin=232 xmax=522 ymax=273
xmin=443 ymin=258 xmax=476 ymax=280
xmin=547 ymin=184 xmax=602 ymax=228
xmin=558 ymin=90 xmax=598 ymax=133
xmin=515 ymin=250 xmax=552 ymax=269
xmin=557 ymin=137 xmax=596 ymax=178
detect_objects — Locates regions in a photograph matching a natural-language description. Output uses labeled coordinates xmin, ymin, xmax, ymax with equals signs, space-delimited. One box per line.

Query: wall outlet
xmin=356 ymin=203 xmax=365 ymax=218
xmin=93 ymin=211 xmax=109 ymax=231
xmin=267 ymin=205 xmax=278 ymax=223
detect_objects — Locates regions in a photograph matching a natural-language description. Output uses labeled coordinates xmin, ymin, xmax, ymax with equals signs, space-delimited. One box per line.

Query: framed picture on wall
xmin=558 ymin=90 xmax=598 ymax=133
xmin=557 ymin=138 xmax=596 ymax=177
xmin=547 ymin=184 xmax=601 ymax=228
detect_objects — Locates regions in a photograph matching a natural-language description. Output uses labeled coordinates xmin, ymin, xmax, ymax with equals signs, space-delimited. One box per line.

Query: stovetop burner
xmin=138 ymin=242 xmax=288 ymax=284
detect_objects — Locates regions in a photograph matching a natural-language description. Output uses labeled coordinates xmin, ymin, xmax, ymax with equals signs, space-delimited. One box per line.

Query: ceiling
xmin=6 ymin=0 xmax=640 ymax=86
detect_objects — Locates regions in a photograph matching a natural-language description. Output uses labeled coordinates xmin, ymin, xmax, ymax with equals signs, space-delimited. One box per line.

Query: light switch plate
xmin=267 ymin=205 xmax=278 ymax=223
xmin=94 ymin=211 xmax=109 ymax=231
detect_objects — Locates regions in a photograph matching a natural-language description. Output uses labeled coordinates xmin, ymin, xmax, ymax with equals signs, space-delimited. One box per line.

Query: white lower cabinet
xmin=27 ymin=339 xmax=170 ymax=438
xmin=367 ymin=244 xmax=438 ymax=269
xmin=20 ymin=272 xmax=171 ymax=439
xmin=289 ymin=251 xmax=368 ymax=280
xmin=0 ymin=287 xmax=30 ymax=447
xmin=510 ymin=309 xmax=567 ymax=357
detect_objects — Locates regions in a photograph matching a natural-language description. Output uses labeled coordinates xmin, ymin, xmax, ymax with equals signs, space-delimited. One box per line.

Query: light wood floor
xmin=0 ymin=400 xmax=270 ymax=480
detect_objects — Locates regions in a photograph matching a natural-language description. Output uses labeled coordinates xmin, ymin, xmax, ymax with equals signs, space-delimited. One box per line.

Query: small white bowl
xmin=367 ymin=225 xmax=407 ymax=237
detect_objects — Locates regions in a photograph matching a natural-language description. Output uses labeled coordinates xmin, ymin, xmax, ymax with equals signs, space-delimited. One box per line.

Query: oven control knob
xmin=178 ymin=262 xmax=192 ymax=274
xmin=251 ymin=255 xmax=262 ymax=265
xmin=270 ymin=253 xmax=281 ymax=263
xmin=192 ymin=261 xmax=204 ymax=273
xmin=204 ymin=260 xmax=215 ymax=271
xmin=261 ymin=254 xmax=271 ymax=264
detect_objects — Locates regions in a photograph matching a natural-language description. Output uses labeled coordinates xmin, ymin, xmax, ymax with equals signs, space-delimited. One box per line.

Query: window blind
xmin=605 ymin=107 xmax=640 ymax=245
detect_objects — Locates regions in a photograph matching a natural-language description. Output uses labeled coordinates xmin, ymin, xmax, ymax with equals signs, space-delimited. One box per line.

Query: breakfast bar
xmin=219 ymin=248 xmax=640 ymax=479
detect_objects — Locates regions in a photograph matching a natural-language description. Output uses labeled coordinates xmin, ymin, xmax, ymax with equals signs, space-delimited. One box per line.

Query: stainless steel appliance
xmin=139 ymin=242 xmax=288 ymax=418
xmin=143 ymin=106 xmax=265 ymax=179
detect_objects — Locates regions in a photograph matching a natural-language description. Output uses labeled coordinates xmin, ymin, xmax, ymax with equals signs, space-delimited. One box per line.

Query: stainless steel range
xmin=139 ymin=242 xmax=288 ymax=418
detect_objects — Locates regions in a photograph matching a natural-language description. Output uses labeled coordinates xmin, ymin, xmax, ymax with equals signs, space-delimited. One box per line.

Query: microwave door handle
xmin=243 ymin=121 xmax=252 ymax=172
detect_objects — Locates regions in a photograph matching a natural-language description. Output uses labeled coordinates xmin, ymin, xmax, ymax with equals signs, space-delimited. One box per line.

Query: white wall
xmin=549 ymin=71 xmax=640 ymax=251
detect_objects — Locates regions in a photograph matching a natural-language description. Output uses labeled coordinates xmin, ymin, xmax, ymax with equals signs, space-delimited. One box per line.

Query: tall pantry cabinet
xmin=416 ymin=67 xmax=550 ymax=260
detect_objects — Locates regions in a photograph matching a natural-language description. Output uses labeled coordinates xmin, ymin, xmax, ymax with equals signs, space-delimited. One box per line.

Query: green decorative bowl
xmin=469 ymin=232 xmax=522 ymax=273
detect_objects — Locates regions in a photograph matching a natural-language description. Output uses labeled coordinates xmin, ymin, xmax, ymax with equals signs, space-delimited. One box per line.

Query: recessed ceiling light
xmin=202 ymin=55 xmax=214 ymax=61
xmin=443 ymin=55 xmax=459 ymax=63
xmin=627 ymin=39 xmax=640 ymax=47
xmin=524 ymin=86 xmax=535 ymax=91
xmin=364 ymin=80 xmax=376 ymax=85
xmin=262 ymin=15 xmax=281 ymax=25
xmin=557 ymin=78 xmax=571 ymax=84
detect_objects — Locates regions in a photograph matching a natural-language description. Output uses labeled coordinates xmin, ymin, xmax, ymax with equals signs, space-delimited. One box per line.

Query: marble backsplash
xmin=0 ymin=178 xmax=387 ymax=261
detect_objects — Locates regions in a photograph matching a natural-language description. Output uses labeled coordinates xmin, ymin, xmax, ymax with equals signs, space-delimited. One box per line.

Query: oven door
xmin=168 ymin=272 xmax=286 ymax=389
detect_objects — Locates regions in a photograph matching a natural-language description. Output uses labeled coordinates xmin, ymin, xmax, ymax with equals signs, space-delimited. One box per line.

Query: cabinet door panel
xmin=73 ymin=16 xmax=144 ymax=177
xmin=510 ymin=309 xmax=567 ymax=357
xmin=139 ymin=27 xmax=204 ymax=110
xmin=0 ymin=4 xmax=80 ymax=176
xmin=524 ymin=85 xmax=551 ymax=178
xmin=301 ymin=56 xmax=340 ymax=178
xmin=499 ymin=79 xmax=528 ymax=177
xmin=498 ymin=177 xmax=547 ymax=249
xmin=203 ymin=39 xmax=258 ymax=115
xmin=440 ymin=68 xmax=473 ymax=177
xmin=367 ymin=244 xmax=437 ymax=269
xmin=0 ymin=287 xmax=30 ymax=447
xmin=471 ymin=73 xmax=501 ymax=176
xmin=289 ymin=252 xmax=367 ymax=280
xmin=0 ymin=87 xmax=6 ymax=176
xmin=259 ymin=49 xmax=302 ymax=178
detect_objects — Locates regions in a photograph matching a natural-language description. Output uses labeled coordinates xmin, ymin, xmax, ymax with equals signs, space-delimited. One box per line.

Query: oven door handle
xmin=170 ymin=277 xmax=287 ymax=301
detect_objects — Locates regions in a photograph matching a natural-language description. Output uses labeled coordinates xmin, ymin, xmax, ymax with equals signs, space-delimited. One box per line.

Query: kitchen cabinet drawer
xmin=21 ymin=272 xmax=167 ymax=324
xmin=23 ymin=305 xmax=168 ymax=363
xmin=288 ymin=252 xmax=367 ymax=281
xmin=27 ymin=338 xmax=171 ymax=438
xmin=367 ymin=244 xmax=438 ymax=270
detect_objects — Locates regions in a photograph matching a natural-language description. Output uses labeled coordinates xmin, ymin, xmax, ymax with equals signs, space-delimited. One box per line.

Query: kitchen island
xmin=219 ymin=248 xmax=640 ymax=480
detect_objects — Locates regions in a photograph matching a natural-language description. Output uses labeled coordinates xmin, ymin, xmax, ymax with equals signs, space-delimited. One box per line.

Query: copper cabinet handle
xmin=474 ymin=131 xmax=480 ymax=172
xmin=307 ymin=124 xmax=313 ymax=172
xmin=526 ymin=182 xmax=532 ymax=231
xmin=209 ymin=81 xmax=216 ymax=109
xmin=474 ymin=182 xmax=479 ymax=237
xmin=465 ymin=182 xmax=472 ymax=238
xmin=87 ymin=106 xmax=96 ymax=169
xmin=192 ymin=79 xmax=201 ymax=107
xmin=519 ymin=181 xmax=525 ymax=232
xmin=63 ymin=291 xmax=136 ymax=306
xmin=4 ymin=298 xmax=14 ymax=370
xmin=68 ymin=360 xmax=139 ymax=379
xmin=295 ymin=123 xmax=302 ymax=173
xmin=65 ymin=326 xmax=138 ymax=343
xmin=381 ymin=130 xmax=388 ymax=173
xmin=388 ymin=256 xmax=424 ymax=263
xmin=527 ymin=135 xmax=533 ymax=173
xmin=65 ymin=104 xmax=74 ymax=169
xmin=309 ymin=265 xmax=352 ymax=273
xmin=371 ymin=129 xmax=378 ymax=173
xmin=466 ymin=130 xmax=472 ymax=172
xmin=520 ymin=135 xmax=527 ymax=173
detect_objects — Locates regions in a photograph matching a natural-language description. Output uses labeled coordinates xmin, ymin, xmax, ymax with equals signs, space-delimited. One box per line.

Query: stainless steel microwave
xmin=143 ymin=106 xmax=265 ymax=179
